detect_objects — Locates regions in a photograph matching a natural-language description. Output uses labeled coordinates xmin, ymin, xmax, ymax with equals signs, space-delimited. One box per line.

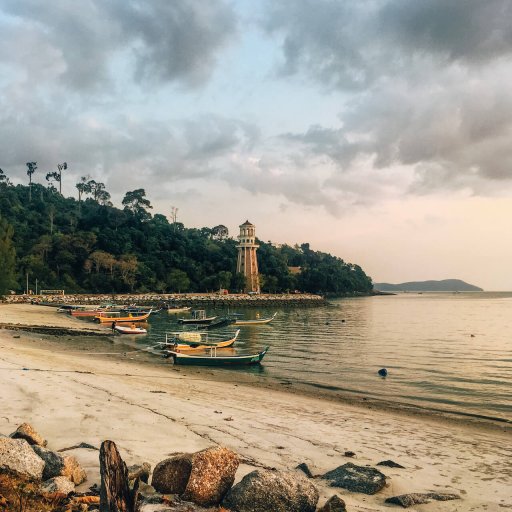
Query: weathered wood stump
xmin=99 ymin=440 xmax=135 ymax=512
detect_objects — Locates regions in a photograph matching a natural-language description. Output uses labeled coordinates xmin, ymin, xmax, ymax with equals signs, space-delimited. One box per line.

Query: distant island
xmin=374 ymin=279 xmax=483 ymax=292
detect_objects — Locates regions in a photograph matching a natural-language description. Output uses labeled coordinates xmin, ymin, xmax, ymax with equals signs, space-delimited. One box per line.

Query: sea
xmin=133 ymin=292 xmax=512 ymax=424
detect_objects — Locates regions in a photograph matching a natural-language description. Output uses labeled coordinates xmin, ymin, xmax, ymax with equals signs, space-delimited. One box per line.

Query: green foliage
xmin=0 ymin=215 xmax=17 ymax=294
xmin=0 ymin=179 xmax=373 ymax=295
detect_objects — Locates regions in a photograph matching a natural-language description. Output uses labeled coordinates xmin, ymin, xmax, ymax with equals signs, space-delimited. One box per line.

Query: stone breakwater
xmin=4 ymin=293 xmax=327 ymax=308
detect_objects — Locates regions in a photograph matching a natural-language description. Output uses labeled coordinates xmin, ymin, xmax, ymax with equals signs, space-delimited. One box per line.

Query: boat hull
xmin=170 ymin=347 xmax=269 ymax=366
xmin=234 ymin=313 xmax=277 ymax=325
xmin=97 ymin=312 xmax=151 ymax=323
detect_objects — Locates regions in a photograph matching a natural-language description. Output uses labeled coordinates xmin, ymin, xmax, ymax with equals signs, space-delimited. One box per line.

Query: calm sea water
xmin=134 ymin=293 xmax=512 ymax=423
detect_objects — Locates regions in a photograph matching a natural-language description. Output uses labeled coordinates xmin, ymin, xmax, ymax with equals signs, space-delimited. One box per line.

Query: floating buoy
xmin=378 ymin=368 xmax=388 ymax=377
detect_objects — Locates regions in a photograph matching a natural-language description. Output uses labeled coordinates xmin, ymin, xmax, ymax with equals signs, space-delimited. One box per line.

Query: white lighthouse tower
xmin=236 ymin=220 xmax=260 ymax=293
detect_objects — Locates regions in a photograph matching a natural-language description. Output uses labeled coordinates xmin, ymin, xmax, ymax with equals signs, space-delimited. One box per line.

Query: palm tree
xmin=26 ymin=162 xmax=37 ymax=201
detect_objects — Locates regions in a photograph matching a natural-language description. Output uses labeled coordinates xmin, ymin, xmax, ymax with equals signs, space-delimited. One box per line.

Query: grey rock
xmin=10 ymin=423 xmax=47 ymax=447
xmin=318 ymin=495 xmax=347 ymax=512
xmin=377 ymin=460 xmax=405 ymax=468
xmin=128 ymin=462 xmax=151 ymax=483
xmin=0 ymin=437 xmax=45 ymax=479
xmin=32 ymin=446 xmax=87 ymax=484
xmin=223 ymin=469 xmax=319 ymax=512
xmin=385 ymin=492 xmax=461 ymax=508
xmin=40 ymin=476 xmax=75 ymax=495
xmin=295 ymin=462 xmax=314 ymax=478
xmin=152 ymin=453 xmax=193 ymax=494
xmin=322 ymin=462 xmax=386 ymax=495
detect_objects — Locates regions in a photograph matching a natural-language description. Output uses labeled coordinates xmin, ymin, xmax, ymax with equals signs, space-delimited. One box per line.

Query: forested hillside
xmin=0 ymin=170 xmax=373 ymax=295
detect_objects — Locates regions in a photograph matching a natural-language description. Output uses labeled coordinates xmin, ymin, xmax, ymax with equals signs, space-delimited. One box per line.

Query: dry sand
xmin=0 ymin=304 xmax=510 ymax=511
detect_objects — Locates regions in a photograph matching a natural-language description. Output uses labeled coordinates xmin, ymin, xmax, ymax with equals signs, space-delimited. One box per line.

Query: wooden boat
xmin=167 ymin=306 xmax=192 ymax=314
xmin=70 ymin=304 xmax=120 ymax=317
xmin=168 ymin=346 xmax=269 ymax=366
xmin=114 ymin=324 xmax=147 ymax=335
xmin=156 ymin=329 xmax=240 ymax=351
xmin=96 ymin=311 xmax=152 ymax=323
xmin=177 ymin=309 xmax=217 ymax=325
xmin=197 ymin=316 xmax=234 ymax=330
xmin=234 ymin=312 xmax=277 ymax=325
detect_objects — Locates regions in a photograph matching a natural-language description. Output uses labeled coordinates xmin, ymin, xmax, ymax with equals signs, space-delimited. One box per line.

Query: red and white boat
xmin=114 ymin=324 xmax=147 ymax=335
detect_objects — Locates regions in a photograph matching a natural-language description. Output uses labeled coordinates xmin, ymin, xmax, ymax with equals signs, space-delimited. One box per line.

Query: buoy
xmin=378 ymin=368 xmax=388 ymax=377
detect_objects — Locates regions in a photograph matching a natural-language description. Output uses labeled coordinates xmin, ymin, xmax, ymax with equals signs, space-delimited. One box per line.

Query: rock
xmin=344 ymin=451 xmax=356 ymax=458
xmin=223 ymin=469 xmax=319 ymax=512
xmin=377 ymin=460 xmax=405 ymax=468
xmin=322 ymin=463 xmax=386 ymax=495
xmin=0 ymin=437 xmax=44 ymax=479
xmin=40 ymin=476 xmax=75 ymax=495
xmin=128 ymin=462 xmax=151 ymax=483
xmin=295 ymin=462 xmax=314 ymax=478
xmin=182 ymin=446 xmax=239 ymax=506
xmin=385 ymin=492 xmax=461 ymax=508
xmin=10 ymin=423 xmax=47 ymax=447
xmin=32 ymin=446 xmax=87 ymax=484
xmin=152 ymin=453 xmax=193 ymax=494
xmin=318 ymin=495 xmax=347 ymax=512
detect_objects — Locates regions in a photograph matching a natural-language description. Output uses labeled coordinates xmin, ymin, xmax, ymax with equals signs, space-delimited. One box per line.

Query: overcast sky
xmin=1 ymin=0 xmax=512 ymax=290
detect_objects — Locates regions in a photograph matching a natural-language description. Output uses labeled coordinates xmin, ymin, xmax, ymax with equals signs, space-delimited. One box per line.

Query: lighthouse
xmin=236 ymin=220 xmax=260 ymax=293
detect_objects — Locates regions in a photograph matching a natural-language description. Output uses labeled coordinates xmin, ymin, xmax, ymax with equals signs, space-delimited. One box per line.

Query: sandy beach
xmin=0 ymin=304 xmax=510 ymax=511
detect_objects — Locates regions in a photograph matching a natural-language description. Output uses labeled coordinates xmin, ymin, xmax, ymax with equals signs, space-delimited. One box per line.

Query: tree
xmin=166 ymin=269 xmax=190 ymax=292
xmin=211 ymin=225 xmax=229 ymax=240
xmin=0 ymin=168 xmax=11 ymax=186
xmin=26 ymin=162 xmax=37 ymax=201
xmin=122 ymin=189 xmax=153 ymax=221
xmin=0 ymin=215 xmax=16 ymax=294
xmin=56 ymin=162 xmax=67 ymax=194
xmin=87 ymin=180 xmax=112 ymax=205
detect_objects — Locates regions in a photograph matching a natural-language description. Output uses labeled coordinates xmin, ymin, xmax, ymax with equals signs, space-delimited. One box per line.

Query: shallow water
xmin=130 ymin=292 xmax=512 ymax=423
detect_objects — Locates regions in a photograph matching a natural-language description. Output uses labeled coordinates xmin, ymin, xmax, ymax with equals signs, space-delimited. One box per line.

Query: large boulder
xmin=152 ymin=447 xmax=238 ymax=506
xmin=0 ymin=437 xmax=44 ymax=479
xmin=32 ymin=446 xmax=87 ymax=484
xmin=151 ymin=453 xmax=193 ymax=494
xmin=182 ymin=447 xmax=239 ymax=506
xmin=322 ymin=463 xmax=386 ymax=495
xmin=40 ymin=476 xmax=75 ymax=496
xmin=223 ymin=469 xmax=319 ymax=512
xmin=10 ymin=423 xmax=47 ymax=447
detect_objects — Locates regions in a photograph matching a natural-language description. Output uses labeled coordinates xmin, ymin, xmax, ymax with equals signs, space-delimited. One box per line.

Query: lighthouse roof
xmin=240 ymin=220 xmax=254 ymax=227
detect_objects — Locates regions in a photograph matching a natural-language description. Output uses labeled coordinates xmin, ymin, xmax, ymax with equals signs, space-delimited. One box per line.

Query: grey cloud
xmin=0 ymin=0 xmax=237 ymax=91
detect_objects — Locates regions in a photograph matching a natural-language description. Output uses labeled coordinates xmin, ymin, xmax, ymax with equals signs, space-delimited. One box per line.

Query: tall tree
xmin=26 ymin=162 xmax=37 ymax=201
xmin=211 ymin=225 xmax=229 ymax=240
xmin=0 ymin=215 xmax=16 ymax=294
xmin=122 ymin=189 xmax=153 ymax=221
xmin=57 ymin=162 xmax=67 ymax=194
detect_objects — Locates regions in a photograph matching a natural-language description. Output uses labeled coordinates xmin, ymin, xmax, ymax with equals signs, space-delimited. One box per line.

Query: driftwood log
xmin=99 ymin=440 xmax=138 ymax=512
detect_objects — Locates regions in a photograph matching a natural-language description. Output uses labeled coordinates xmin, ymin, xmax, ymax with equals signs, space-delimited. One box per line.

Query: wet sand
xmin=0 ymin=304 xmax=510 ymax=511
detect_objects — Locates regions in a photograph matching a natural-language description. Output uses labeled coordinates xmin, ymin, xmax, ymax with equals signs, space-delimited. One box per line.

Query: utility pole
xmin=35 ymin=278 xmax=38 ymax=295
xmin=26 ymin=272 xmax=29 ymax=295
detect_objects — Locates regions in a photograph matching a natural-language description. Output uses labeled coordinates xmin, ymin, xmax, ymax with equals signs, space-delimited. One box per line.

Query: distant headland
xmin=373 ymin=279 xmax=483 ymax=292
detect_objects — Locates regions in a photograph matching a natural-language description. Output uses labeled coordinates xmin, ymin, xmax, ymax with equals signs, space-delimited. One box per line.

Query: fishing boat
xmin=156 ymin=329 xmax=240 ymax=351
xmin=70 ymin=304 xmax=120 ymax=317
xmin=114 ymin=324 xmax=147 ymax=335
xmin=177 ymin=309 xmax=217 ymax=325
xmin=167 ymin=346 xmax=269 ymax=366
xmin=233 ymin=312 xmax=277 ymax=325
xmin=167 ymin=306 xmax=192 ymax=314
xmin=197 ymin=316 xmax=234 ymax=330
xmin=95 ymin=310 xmax=152 ymax=323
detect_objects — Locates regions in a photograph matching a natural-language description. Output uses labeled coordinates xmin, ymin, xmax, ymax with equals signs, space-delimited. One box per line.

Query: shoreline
xmin=1 ymin=304 xmax=511 ymax=510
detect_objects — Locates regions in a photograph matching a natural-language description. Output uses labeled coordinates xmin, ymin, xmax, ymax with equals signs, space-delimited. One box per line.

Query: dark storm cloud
xmin=0 ymin=0 xmax=236 ymax=90
xmin=265 ymin=0 xmax=512 ymax=195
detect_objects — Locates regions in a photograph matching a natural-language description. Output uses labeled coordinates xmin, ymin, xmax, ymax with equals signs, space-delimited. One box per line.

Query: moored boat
xmin=233 ymin=312 xmax=277 ymax=325
xmin=168 ymin=346 xmax=269 ymax=366
xmin=114 ymin=324 xmax=147 ymax=335
xmin=156 ymin=329 xmax=240 ymax=351
xmin=177 ymin=309 xmax=217 ymax=325
xmin=96 ymin=311 xmax=152 ymax=323
xmin=167 ymin=306 xmax=192 ymax=314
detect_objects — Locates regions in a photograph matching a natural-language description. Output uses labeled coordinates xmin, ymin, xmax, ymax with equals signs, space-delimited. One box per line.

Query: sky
xmin=1 ymin=0 xmax=512 ymax=290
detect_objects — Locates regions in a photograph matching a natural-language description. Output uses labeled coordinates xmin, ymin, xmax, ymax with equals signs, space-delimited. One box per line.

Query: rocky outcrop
xmin=295 ymin=462 xmax=314 ymax=478
xmin=152 ymin=447 xmax=238 ymax=507
xmin=385 ymin=492 xmax=461 ymax=508
xmin=222 ymin=469 xmax=319 ymax=512
xmin=10 ymin=423 xmax=47 ymax=447
xmin=377 ymin=460 xmax=405 ymax=468
xmin=40 ymin=475 xmax=75 ymax=495
xmin=318 ymin=495 xmax=347 ymax=512
xmin=33 ymin=446 xmax=87 ymax=484
xmin=322 ymin=463 xmax=387 ymax=495
xmin=0 ymin=437 xmax=44 ymax=479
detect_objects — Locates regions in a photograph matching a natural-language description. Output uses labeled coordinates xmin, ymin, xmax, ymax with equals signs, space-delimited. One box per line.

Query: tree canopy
xmin=0 ymin=173 xmax=373 ymax=295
